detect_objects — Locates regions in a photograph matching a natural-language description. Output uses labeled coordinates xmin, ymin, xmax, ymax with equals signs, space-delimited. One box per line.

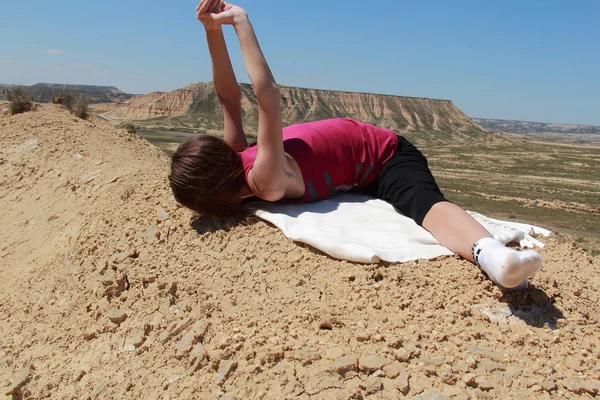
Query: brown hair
xmin=169 ymin=135 xmax=245 ymax=216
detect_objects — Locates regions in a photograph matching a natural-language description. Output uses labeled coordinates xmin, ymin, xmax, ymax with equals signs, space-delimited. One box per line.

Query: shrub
xmin=51 ymin=91 xmax=75 ymax=111
xmin=8 ymin=86 xmax=34 ymax=115
xmin=123 ymin=123 xmax=137 ymax=134
xmin=73 ymin=98 xmax=89 ymax=120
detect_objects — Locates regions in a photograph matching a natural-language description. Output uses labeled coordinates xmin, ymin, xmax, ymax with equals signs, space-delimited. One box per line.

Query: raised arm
xmin=197 ymin=1 xmax=247 ymax=152
xmin=200 ymin=3 xmax=291 ymax=201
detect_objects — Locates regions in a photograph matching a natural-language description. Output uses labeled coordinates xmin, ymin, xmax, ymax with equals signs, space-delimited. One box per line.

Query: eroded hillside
xmin=94 ymin=82 xmax=485 ymax=138
xmin=1 ymin=105 xmax=599 ymax=399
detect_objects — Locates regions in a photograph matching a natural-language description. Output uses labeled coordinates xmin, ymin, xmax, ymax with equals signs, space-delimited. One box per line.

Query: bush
xmin=73 ymin=98 xmax=89 ymax=120
xmin=8 ymin=86 xmax=34 ymax=115
xmin=123 ymin=123 xmax=137 ymax=134
xmin=51 ymin=91 xmax=75 ymax=111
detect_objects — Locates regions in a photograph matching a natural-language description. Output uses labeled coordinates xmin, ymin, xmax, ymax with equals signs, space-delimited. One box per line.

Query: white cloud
xmin=43 ymin=49 xmax=64 ymax=55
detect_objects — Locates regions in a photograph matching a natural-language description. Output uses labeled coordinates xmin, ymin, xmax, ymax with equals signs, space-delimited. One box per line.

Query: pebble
xmin=128 ymin=335 xmax=145 ymax=348
xmin=5 ymin=364 xmax=32 ymax=395
xmin=395 ymin=348 xmax=412 ymax=362
xmin=540 ymin=381 xmax=557 ymax=392
xmin=474 ymin=376 xmax=494 ymax=391
xmin=383 ymin=361 xmax=404 ymax=379
xmin=415 ymin=389 xmax=452 ymax=400
xmin=362 ymin=377 xmax=383 ymax=395
xmin=478 ymin=358 xmax=505 ymax=373
xmin=395 ymin=370 xmax=410 ymax=394
xmin=216 ymin=360 xmax=238 ymax=387
xmin=107 ymin=308 xmax=127 ymax=324
xmin=358 ymin=354 xmax=393 ymax=372
xmin=563 ymin=380 xmax=600 ymax=395
xmin=83 ymin=329 xmax=98 ymax=340
xmin=325 ymin=347 xmax=345 ymax=360
xmin=330 ymin=354 xmax=359 ymax=373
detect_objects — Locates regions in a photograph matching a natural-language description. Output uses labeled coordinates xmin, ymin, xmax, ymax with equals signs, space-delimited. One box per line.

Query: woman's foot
xmin=473 ymin=238 xmax=542 ymax=289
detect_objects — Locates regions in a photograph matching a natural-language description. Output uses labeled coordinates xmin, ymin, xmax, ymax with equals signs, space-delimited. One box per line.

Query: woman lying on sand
xmin=169 ymin=0 xmax=542 ymax=290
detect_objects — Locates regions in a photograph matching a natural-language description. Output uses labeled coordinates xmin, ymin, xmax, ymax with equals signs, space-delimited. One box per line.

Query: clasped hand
xmin=196 ymin=0 xmax=247 ymax=30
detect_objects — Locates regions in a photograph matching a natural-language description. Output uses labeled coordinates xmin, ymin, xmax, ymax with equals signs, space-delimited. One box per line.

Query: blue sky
xmin=1 ymin=0 xmax=599 ymax=125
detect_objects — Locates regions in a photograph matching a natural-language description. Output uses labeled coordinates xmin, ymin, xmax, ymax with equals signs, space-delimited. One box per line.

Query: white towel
xmin=249 ymin=193 xmax=552 ymax=264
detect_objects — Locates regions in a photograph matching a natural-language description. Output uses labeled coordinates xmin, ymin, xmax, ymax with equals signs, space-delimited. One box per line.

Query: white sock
xmin=472 ymin=238 xmax=542 ymax=289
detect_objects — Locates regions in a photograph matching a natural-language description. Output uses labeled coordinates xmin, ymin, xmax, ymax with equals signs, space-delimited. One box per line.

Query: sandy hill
xmin=94 ymin=82 xmax=485 ymax=139
xmin=1 ymin=105 xmax=599 ymax=399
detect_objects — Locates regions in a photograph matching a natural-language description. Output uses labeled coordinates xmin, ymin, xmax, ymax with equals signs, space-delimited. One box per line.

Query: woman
xmin=169 ymin=0 xmax=542 ymax=289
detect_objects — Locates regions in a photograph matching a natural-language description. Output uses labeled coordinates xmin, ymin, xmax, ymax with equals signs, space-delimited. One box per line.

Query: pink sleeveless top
xmin=239 ymin=118 xmax=398 ymax=202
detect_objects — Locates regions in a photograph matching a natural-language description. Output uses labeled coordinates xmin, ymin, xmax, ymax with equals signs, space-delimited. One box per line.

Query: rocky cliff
xmin=0 ymin=83 xmax=134 ymax=104
xmin=94 ymin=82 xmax=485 ymax=136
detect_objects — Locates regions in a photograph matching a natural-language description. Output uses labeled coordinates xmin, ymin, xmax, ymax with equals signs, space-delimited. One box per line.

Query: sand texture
xmin=1 ymin=105 xmax=599 ymax=399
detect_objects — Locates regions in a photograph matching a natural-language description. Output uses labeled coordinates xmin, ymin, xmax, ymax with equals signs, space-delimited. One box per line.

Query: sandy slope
xmin=1 ymin=105 xmax=599 ymax=399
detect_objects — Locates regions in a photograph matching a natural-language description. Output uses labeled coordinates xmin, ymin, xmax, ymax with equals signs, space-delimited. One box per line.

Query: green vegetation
xmin=7 ymin=86 xmax=35 ymax=115
xmin=51 ymin=88 xmax=89 ymax=119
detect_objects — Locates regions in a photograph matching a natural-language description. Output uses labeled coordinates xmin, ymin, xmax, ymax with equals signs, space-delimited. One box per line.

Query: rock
xmin=330 ymin=354 xmax=359 ymax=373
xmin=395 ymin=348 xmax=412 ymax=362
xmin=159 ymin=317 xmax=196 ymax=344
xmin=478 ymin=358 xmax=505 ymax=373
xmin=284 ymin=348 xmax=321 ymax=365
xmin=415 ymin=389 xmax=451 ymax=400
xmin=467 ymin=346 xmax=503 ymax=362
xmin=410 ymin=373 xmax=430 ymax=394
xmin=107 ymin=308 xmax=127 ymax=324
xmin=157 ymin=207 xmax=170 ymax=222
xmin=474 ymin=376 xmax=494 ymax=391
xmin=5 ymin=364 xmax=32 ymax=395
xmin=395 ymin=370 xmax=410 ymax=394
xmin=383 ymin=361 xmax=404 ymax=379
xmin=358 ymin=354 xmax=393 ymax=372
xmin=563 ymin=380 xmax=600 ymax=395
xmin=362 ymin=377 xmax=383 ymax=395
xmin=128 ymin=335 xmax=145 ymax=348
xmin=83 ymin=329 xmax=98 ymax=340
xmin=325 ymin=347 xmax=345 ymax=360
xmin=216 ymin=360 xmax=238 ymax=387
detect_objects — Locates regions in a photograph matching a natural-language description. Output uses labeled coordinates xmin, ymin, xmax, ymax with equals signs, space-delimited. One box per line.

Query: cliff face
xmin=96 ymin=82 xmax=484 ymax=136
xmin=94 ymin=84 xmax=201 ymax=119
xmin=474 ymin=118 xmax=600 ymax=135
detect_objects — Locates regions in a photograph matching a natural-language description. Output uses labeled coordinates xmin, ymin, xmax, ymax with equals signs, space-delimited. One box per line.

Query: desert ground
xmin=1 ymin=104 xmax=599 ymax=399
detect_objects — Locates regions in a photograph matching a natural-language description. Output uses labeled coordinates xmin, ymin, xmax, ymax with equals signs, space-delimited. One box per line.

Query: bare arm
xmin=200 ymin=4 xmax=291 ymax=201
xmin=205 ymin=28 xmax=247 ymax=152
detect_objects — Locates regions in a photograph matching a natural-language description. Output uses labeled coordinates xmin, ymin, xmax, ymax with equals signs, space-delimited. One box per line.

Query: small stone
xmin=157 ymin=207 xmax=170 ymax=222
xmin=107 ymin=308 xmax=127 ymax=324
xmin=410 ymin=372 xmax=430 ymax=394
xmin=5 ymin=364 xmax=32 ymax=395
xmin=128 ymin=335 xmax=145 ymax=348
xmin=330 ymin=354 xmax=359 ymax=373
xmin=358 ymin=354 xmax=393 ymax=372
xmin=395 ymin=370 xmax=410 ymax=394
xmin=363 ymin=377 xmax=383 ymax=395
xmin=83 ymin=329 xmax=98 ymax=340
xmin=216 ymin=360 xmax=238 ymax=386
xmin=373 ymin=369 xmax=385 ymax=378
xmin=122 ymin=344 xmax=136 ymax=352
xmin=325 ymin=347 xmax=345 ymax=360
xmin=563 ymin=380 xmax=600 ymax=395
xmin=415 ymin=389 xmax=451 ymax=400
xmin=475 ymin=376 xmax=494 ymax=391
xmin=395 ymin=348 xmax=412 ymax=362
xmin=463 ymin=373 xmax=476 ymax=387
xmin=478 ymin=358 xmax=505 ymax=373
xmin=383 ymin=361 xmax=404 ymax=379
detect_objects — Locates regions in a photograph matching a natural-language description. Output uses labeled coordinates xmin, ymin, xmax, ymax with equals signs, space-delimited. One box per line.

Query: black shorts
xmin=365 ymin=136 xmax=448 ymax=226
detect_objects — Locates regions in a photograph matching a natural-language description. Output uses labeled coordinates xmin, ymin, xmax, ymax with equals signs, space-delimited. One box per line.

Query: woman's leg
xmin=422 ymin=201 xmax=542 ymax=288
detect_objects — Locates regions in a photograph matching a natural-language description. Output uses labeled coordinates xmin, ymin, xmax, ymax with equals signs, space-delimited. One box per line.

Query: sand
xmin=1 ymin=105 xmax=599 ymax=399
